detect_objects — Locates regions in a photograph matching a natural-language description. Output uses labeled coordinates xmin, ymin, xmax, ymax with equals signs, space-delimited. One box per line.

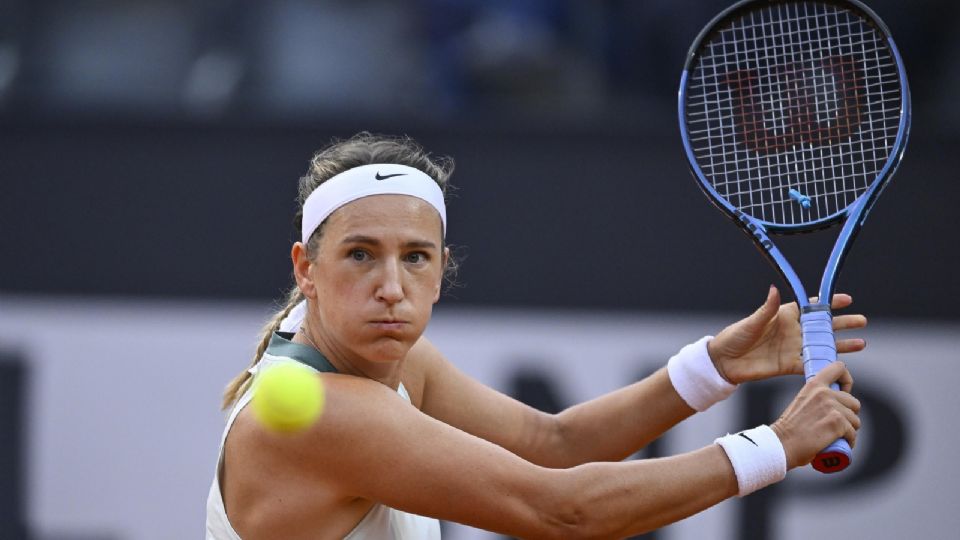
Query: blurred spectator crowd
xmin=0 ymin=0 xmax=951 ymax=122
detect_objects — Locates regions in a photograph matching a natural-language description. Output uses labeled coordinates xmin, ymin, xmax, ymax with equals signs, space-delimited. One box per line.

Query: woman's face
xmin=300 ymin=194 xmax=446 ymax=368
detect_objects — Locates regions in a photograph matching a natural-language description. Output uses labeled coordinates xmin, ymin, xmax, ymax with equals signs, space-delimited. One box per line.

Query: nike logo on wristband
xmin=738 ymin=432 xmax=759 ymax=446
xmin=375 ymin=172 xmax=407 ymax=180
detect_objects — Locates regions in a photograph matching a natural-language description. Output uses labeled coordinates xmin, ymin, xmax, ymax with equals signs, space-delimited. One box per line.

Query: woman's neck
xmin=294 ymin=324 xmax=403 ymax=391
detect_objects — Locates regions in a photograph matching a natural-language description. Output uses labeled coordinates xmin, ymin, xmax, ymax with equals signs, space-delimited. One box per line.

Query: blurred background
xmin=0 ymin=0 xmax=957 ymax=539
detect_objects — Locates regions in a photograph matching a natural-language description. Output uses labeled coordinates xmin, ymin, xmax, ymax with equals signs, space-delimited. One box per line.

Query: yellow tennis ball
xmin=251 ymin=362 xmax=325 ymax=433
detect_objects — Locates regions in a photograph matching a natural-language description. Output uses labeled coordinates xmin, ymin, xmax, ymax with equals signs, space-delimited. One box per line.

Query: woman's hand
xmin=772 ymin=361 xmax=861 ymax=469
xmin=707 ymin=286 xmax=867 ymax=384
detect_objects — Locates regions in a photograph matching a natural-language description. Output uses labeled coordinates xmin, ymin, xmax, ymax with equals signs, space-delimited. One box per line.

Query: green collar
xmin=266 ymin=332 xmax=339 ymax=373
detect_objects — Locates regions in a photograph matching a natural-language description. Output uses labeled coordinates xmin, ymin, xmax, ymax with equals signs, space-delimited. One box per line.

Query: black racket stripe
xmin=682 ymin=1 xmax=903 ymax=229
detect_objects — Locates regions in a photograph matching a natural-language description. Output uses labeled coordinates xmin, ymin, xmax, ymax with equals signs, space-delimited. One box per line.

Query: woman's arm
xmin=415 ymin=287 xmax=866 ymax=467
xmin=243 ymin=363 xmax=856 ymax=539
xmin=414 ymin=336 xmax=695 ymax=467
xmin=298 ymin=372 xmax=732 ymax=539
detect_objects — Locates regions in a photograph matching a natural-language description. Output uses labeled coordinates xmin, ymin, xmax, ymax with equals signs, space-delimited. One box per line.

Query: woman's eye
xmin=406 ymin=252 xmax=428 ymax=264
xmin=349 ymin=249 xmax=369 ymax=262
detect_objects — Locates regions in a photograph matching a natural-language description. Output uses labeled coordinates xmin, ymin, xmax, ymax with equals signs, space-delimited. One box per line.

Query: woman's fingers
xmin=835 ymin=362 xmax=854 ymax=393
xmin=834 ymin=388 xmax=861 ymax=412
xmin=833 ymin=313 xmax=867 ymax=354
xmin=830 ymin=293 xmax=854 ymax=309
xmin=834 ymin=395 xmax=861 ymax=448
xmin=833 ymin=313 xmax=868 ymax=331
xmin=836 ymin=338 xmax=867 ymax=354
xmin=749 ymin=285 xmax=781 ymax=329
xmin=807 ymin=293 xmax=856 ymax=310
xmin=841 ymin=416 xmax=859 ymax=449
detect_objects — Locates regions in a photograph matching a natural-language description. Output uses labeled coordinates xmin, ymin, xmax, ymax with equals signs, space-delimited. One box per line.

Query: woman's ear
xmin=292 ymin=242 xmax=316 ymax=299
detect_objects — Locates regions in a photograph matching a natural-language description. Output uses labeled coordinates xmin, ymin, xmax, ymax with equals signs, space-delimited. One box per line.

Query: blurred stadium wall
xmin=0 ymin=299 xmax=956 ymax=539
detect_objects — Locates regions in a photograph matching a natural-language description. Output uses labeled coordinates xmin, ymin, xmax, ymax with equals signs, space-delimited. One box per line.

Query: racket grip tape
xmin=800 ymin=310 xmax=852 ymax=473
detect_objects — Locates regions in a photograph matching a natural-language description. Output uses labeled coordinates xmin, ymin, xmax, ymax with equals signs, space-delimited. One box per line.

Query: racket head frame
xmin=677 ymin=0 xmax=911 ymax=309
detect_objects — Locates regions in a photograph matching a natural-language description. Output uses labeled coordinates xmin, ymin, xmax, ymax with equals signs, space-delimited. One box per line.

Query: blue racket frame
xmin=678 ymin=0 xmax=911 ymax=473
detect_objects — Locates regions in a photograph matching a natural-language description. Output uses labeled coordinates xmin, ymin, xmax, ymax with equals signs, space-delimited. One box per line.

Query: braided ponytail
xmin=221 ymin=287 xmax=303 ymax=409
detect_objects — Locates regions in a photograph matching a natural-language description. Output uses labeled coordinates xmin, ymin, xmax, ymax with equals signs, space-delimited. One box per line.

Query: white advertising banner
xmin=0 ymin=297 xmax=955 ymax=539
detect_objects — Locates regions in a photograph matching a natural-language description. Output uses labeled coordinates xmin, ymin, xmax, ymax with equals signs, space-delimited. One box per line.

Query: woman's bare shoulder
xmin=222 ymin=373 xmax=409 ymax=536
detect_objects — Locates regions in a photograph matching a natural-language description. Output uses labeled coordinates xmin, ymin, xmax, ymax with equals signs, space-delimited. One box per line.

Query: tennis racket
xmin=678 ymin=0 xmax=910 ymax=473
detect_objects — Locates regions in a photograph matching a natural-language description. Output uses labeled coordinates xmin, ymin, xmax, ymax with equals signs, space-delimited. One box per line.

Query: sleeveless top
xmin=205 ymin=332 xmax=442 ymax=539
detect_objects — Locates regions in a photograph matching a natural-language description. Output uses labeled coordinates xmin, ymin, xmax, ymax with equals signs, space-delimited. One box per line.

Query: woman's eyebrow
xmin=340 ymin=234 xmax=380 ymax=246
xmin=341 ymin=235 xmax=437 ymax=250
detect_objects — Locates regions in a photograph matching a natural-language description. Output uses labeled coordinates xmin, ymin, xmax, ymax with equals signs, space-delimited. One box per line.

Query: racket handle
xmin=800 ymin=310 xmax=852 ymax=474
xmin=814 ymin=389 xmax=853 ymax=473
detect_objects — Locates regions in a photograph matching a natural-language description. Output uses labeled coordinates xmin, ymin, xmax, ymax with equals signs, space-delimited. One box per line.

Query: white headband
xmin=300 ymin=163 xmax=447 ymax=244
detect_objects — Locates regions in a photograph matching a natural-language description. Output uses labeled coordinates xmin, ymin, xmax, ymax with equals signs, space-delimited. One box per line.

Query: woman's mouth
xmin=369 ymin=320 xmax=408 ymax=331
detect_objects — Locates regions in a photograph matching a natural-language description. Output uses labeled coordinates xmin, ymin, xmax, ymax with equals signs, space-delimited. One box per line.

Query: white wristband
xmin=714 ymin=425 xmax=787 ymax=497
xmin=667 ymin=336 xmax=737 ymax=411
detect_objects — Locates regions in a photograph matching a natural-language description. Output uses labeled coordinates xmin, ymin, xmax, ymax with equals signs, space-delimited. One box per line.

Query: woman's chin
xmin=361 ymin=338 xmax=414 ymax=363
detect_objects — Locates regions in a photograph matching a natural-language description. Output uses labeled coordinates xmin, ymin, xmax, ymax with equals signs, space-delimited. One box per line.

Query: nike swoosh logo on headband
xmin=375 ymin=172 xmax=407 ymax=180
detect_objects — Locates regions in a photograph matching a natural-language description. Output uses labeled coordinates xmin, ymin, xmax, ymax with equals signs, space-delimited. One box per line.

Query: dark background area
xmin=1 ymin=0 xmax=957 ymax=320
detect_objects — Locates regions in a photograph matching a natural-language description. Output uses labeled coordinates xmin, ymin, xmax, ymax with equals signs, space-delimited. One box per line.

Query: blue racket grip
xmin=801 ymin=310 xmax=852 ymax=473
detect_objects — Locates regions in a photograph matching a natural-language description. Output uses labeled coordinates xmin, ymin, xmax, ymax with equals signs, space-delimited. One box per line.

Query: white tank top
xmin=206 ymin=334 xmax=441 ymax=539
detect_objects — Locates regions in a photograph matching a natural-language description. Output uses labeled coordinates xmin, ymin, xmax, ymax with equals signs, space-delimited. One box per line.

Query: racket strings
xmin=685 ymin=1 xmax=902 ymax=227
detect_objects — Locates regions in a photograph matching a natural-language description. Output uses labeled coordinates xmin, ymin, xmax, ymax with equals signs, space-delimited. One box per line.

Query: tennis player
xmin=205 ymin=133 xmax=866 ymax=539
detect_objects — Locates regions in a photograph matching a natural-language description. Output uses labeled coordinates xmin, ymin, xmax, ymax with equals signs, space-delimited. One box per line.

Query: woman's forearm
xmin=542 ymin=445 xmax=738 ymax=539
xmin=547 ymin=367 xmax=697 ymax=466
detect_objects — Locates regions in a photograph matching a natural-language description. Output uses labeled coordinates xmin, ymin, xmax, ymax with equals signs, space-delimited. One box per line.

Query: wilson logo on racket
xmin=820 ymin=456 xmax=843 ymax=470
xmin=724 ymin=55 xmax=865 ymax=155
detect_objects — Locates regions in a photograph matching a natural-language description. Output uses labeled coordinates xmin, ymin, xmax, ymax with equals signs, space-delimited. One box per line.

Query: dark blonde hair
xmin=221 ymin=132 xmax=456 ymax=409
